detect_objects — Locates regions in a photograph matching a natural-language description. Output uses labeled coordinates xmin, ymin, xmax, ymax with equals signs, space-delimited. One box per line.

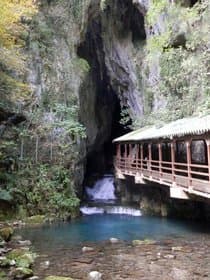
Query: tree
xmin=0 ymin=0 xmax=37 ymax=106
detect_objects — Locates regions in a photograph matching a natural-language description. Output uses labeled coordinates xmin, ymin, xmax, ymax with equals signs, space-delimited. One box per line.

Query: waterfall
xmin=80 ymin=175 xmax=142 ymax=216
xmin=85 ymin=175 xmax=116 ymax=201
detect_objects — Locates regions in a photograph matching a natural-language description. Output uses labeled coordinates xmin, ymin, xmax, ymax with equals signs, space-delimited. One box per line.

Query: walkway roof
xmin=113 ymin=115 xmax=210 ymax=143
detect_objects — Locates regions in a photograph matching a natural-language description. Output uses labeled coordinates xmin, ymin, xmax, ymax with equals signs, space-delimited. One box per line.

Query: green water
xmin=18 ymin=214 xmax=210 ymax=253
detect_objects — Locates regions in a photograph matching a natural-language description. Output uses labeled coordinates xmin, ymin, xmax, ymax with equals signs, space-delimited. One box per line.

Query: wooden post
xmin=206 ymin=139 xmax=210 ymax=181
xmin=185 ymin=140 xmax=192 ymax=187
xmin=125 ymin=144 xmax=127 ymax=158
xmin=148 ymin=143 xmax=152 ymax=174
xmin=136 ymin=144 xmax=139 ymax=170
xmin=140 ymin=144 xmax=143 ymax=170
xmin=129 ymin=144 xmax=132 ymax=169
xmin=125 ymin=144 xmax=127 ymax=171
xmin=171 ymin=140 xmax=175 ymax=183
xmin=186 ymin=139 xmax=192 ymax=187
xmin=158 ymin=143 xmax=162 ymax=178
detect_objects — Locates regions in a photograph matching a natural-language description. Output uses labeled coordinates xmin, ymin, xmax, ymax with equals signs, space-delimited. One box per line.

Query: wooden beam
xmin=140 ymin=144 xmax=143 ymax=170
xmin=171 ymin=140 xmax=175 ymax=184
xmin=136 ymin=144 xmax=139 ymax=169
xmin=148 ymin=143 xmax=152 ymax=174
xmin=158 ymin=143 xmax=162 ymax=177
xmin=206 ymin=139 xmax=210 ymax=182
xmin=186 ymin=139 xmax=192 ymax=187
xmin=125 ymin=144 xmax=127 ymax=157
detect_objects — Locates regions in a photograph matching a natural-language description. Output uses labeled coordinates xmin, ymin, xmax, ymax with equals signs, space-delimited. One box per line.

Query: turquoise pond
xmin=17 ymin=214 xmax=210 ymax=252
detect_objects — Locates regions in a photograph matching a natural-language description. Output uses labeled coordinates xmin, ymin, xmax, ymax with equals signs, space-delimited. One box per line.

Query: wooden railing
xmin=115 ymin=156 xmax=210 ymax=196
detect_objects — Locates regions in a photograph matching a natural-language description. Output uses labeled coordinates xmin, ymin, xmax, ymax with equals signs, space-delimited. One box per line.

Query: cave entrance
xmin=77 ymin=0 xmax=145 ymax=186
xmin=85 ymin=90 xmax=130 ymax=178
xmin=77 ymin=34 xmax=130 ymax=181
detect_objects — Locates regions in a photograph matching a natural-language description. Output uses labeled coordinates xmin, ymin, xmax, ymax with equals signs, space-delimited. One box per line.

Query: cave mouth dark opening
xmin=190 ymin=0 xmax=199 ymax=7
xmin=84 ymin=88 xmax=131 ymax=183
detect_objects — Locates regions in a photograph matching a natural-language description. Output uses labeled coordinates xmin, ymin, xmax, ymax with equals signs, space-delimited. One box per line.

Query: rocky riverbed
xmin=33 ymin=237 xmax=210 ymax=280
xmin=1 ymin=216 xmax=210 ymax=280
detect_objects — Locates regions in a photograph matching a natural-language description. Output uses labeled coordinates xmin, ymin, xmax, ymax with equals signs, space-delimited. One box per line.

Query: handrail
xmin=115 ymin=155 xmax=210 ymax=195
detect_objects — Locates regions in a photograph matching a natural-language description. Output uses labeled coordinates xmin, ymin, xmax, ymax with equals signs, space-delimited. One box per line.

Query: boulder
xmin=82 ymin=246 xmax=94 ymax=252
xmin=0 ymin=227 xmax=14 ymax=242
xmin=6 ymin=249 xmax=35 ymax=268
xmin=16 ymin=253 xmax=35 ymax=268
xmin=11 ymin=267 xmax=33 ymax=279
xmin=88 ymin=271 xmax=102 ymax=280
xmin=18 ymin=240 xmax=32 ymax=246
xmin=0 ymin=271 xmax=8 ymax=279
xmin=40 ymin=260 xmax=50 ymax=269
xmin=7 ymin=248 xmax=29 ymax=260
xmin=163 ymin=254 xmax=176 ymax=259
xmin=109 ymin=237 xmax=119 ymax=244
xmin=0 ymin=256 xmax=10 ymax=267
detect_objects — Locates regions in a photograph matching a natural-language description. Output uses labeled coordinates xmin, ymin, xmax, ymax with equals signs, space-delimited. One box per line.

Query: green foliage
xmin=73 ymin=58 xmax=90 ymax=74
xmin=71 ymin=0 xmax=91 ymax=22
xmin=52 ymin=103 xmax=86 ymax=140
xmin=5 ymin=163 xmax=80 ymax=218
xmin=147 ymin=0 xmax=168 ymax=26
xmin=30 ymin=19 xmax=54 ymax=52
xmin=120 ymin=107 xmax=132 ymax=129
xmin=136 ymin=0 xmax=210 ymax=128
xmin=0 ymin=189 xmax=13 ymax=202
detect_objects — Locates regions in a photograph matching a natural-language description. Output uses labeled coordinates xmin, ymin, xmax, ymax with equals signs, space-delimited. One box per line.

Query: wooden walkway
xmin=114 ymin=139 xmax=210 ymax=200
xmin=113 ymin=116 xmax=210 ymax=200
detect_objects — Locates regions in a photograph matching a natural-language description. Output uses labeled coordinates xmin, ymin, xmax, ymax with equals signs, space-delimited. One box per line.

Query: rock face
xmin=10 ymin=0 xmax=208 ymax=214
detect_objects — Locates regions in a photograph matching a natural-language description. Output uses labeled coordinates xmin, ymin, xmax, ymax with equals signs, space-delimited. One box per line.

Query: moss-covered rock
xmin=0 ymin=271 xmax=8 ymax=279
xmin=6 ymin=248 xmax=35 ymax=268
xmin=25 ymin=215 xmax=45 ymax=224
xmin=0 ymin=256 xmax=11 ymax=267
xmin=16 ymin=253 xmax=35 ymax=268
xmin=7 ymin=248 xmax=29 ymax=260
xmin=132 ymin=239 xmax=156 ymax=246
xmin=0 ymin=226 xmax=14 ymax=242
xmin=44 ymin=277 xmax=74 ymax=280
xmin=12 ymin=267 xmax=33 ymax=279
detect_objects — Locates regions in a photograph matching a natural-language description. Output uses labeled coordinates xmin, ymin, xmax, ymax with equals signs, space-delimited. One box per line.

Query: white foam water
xmin=80 ymin=206 xmax=142 ymax=216
xmin=106 ymin=206 xmax=142 ymax=216
xmin=80 ymin=206 xmax=104 ymax=215
xmin=86 ymin=176 xmax=116 ymax=200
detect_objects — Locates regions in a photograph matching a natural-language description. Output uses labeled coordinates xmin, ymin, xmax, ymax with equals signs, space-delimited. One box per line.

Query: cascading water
xmin=86 ymin=176 xmax=116 ymax=200
xmin=80 ymin=175 xmax=142 ymax=216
